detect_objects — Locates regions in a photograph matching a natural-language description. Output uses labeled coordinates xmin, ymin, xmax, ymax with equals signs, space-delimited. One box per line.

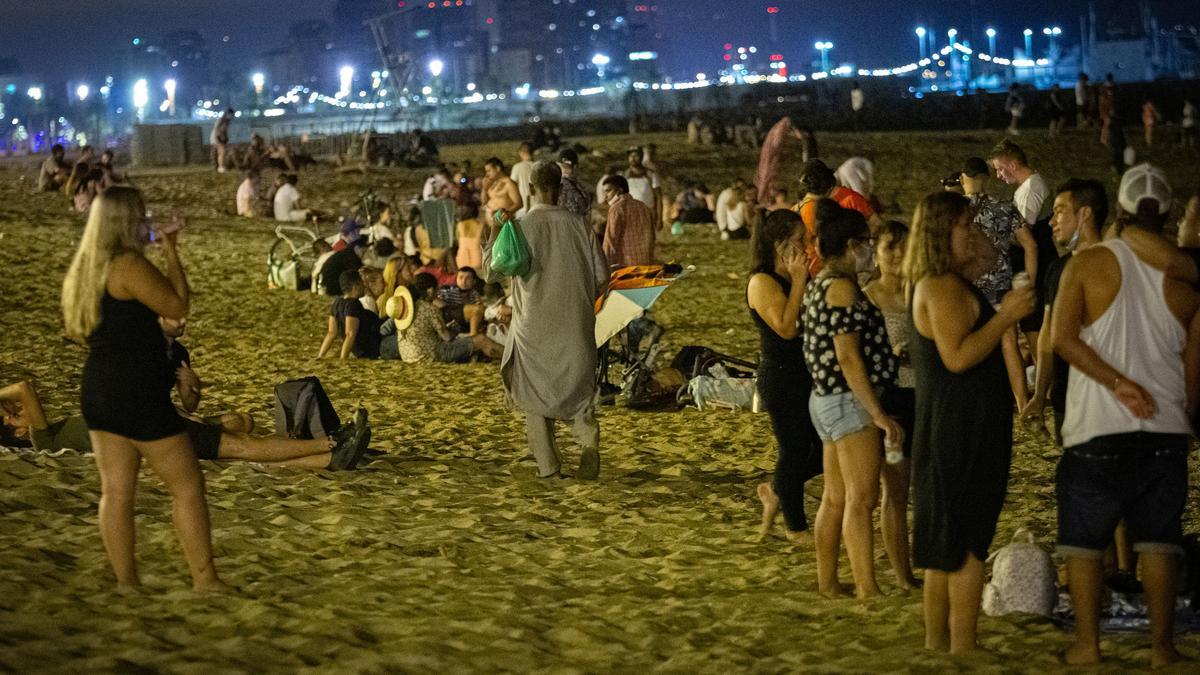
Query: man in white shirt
xmin=236 ymin=169 xmax=261 ymax=217
xmin=422 ymin=168 xmax=451 ymax=201
xmin=273 ymin=173 xmax=308 ymax=222
xmin=1052 ymin=164 xmax=1200 ymax=669
xmin=988 ymin=139 xmax=1048 ymax=226
xmin=623 ymin=148 xmax=661 ymax=225
xmin=509 ymin=142 xmax=535 ymax=215
xmin=715 ymin=178 xmax=746 ymax=238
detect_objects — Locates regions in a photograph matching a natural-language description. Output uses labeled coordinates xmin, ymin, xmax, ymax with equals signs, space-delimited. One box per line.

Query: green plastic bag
xmin=490 ymin=210 xmax=531 ymax=277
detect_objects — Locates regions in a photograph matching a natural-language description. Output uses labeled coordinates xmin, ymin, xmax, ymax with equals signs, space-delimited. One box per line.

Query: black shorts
xmin=183 ymin=419 xmax=224 ymax=460
xmin=1056 ymin=432 xmax=1188 ymax=557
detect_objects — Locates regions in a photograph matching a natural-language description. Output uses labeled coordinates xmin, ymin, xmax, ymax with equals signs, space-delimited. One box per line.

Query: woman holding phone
xmin=62 ymin=186 xmax=228 ymax=593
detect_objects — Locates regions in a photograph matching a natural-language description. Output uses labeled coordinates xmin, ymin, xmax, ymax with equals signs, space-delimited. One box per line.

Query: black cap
xmin=961 ymin=157 xmax=990 ymax=178
xmin=557 ymin=147 xmax=579 ymax=166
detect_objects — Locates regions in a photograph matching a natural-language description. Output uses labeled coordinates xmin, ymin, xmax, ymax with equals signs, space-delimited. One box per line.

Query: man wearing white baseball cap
xmin=1051 ymin=162 xmax=1200 ymax=668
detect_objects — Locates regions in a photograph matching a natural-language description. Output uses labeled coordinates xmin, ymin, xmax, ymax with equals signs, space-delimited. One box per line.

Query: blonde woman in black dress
xmin=906 ymin=192 xmax=1033 ymax=653
xmin=62 ymin=186 xmax=228 ymax=593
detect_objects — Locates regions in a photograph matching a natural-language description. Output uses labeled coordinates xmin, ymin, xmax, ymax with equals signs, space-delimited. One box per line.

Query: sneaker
xmin=328 ymin=422 xmax=359 ymax=470
xmin=577 ymin=447 xmax=600 ymax=480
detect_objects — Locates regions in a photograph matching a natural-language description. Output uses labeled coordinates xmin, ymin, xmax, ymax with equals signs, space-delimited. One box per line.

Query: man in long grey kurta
xmin=482 ymin=160 xmax=610 ymax=479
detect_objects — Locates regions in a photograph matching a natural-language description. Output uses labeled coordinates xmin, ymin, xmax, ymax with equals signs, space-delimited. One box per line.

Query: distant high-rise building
xmin=487 ymin=0 xmax=630 ymax=90
xmin=161 ymin=31 xmax=210 ymax=101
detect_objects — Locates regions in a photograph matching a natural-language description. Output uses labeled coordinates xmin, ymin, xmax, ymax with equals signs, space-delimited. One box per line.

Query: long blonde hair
xmin=61 ymin=186 xmax=145 ymax=339
xmin=903 ymin=191 xmax=971 ymax=285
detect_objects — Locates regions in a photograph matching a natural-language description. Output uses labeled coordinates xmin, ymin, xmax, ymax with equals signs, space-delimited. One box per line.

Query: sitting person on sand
xmin=357 ymin=265 xmax=386 ymax=315
xmin=319 ymin=237 xmax=367 ymax=296
xmin=434 ymin=266 xmax=485 ymax=335
xmin=273 ymin=173 xmax=309 ymax=222
xmin=236 ymin=169 xmax=265 ymax=217
xmin=419 ymin=248 xmax=458 ymax=287
xmin=317 ymin=270 xmax=382 ymax=359
xmin=380 ymin=273 xmax=502 ymax=363
xmin=1 ymin=375 xmax=369 ymax=471
xmin=37 ymin=144 xmax=70 ymax=192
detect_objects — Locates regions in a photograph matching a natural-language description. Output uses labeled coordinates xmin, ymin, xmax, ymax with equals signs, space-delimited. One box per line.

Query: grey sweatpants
xmin=525 ymin=408 xmax=599 ymax=477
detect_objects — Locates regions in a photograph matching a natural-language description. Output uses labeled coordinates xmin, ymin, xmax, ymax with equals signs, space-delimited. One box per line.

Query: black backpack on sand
xmin=273 ymin=376 xmax=340 ymax=439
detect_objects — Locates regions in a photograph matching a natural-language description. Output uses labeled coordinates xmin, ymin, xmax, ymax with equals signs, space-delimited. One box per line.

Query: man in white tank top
xmin=1050 ymin=164 xmax=1200 ymax=668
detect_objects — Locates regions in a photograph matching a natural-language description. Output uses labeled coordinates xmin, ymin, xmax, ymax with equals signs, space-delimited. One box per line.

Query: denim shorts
xmin=1056 ymin=432 xmax=1189 ymax=558
xmin=808 ymin=389 xmax=875 ymax=443
xmin=434 ymin=335 xmax=474 ymax=363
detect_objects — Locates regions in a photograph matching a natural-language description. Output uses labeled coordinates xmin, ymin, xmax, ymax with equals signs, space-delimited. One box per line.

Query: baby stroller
xmin=267 ymin=225 xmax=319 ymax=291
xmin=594 ymin=264 xmax=692 ymax=408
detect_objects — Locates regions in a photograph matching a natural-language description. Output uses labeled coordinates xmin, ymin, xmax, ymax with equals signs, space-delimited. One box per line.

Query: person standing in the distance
xmin=210 ymin=108 xmax=234 ymax=173
xmin=1099 ymin=74 xmax=1115 ymax=146
xmin=1004 ymin=84 xmax=1024 ymax=136
xmin=804 ymin=201 xmax=901 ymax=599
xmin=61 ymin=186 xmax=228 ymax=593
xmin=1074 ymin=73 xmax=1090 ymax=128
xmin=906 ymin=192 xmax=1034 ymax=653
xmin=1141 ymin=96 xmax=1162 ymax=149
xmin=850 ymin=81 xmax=865 ymax=130
xmin=747 ymin=210 xmax=822 ymax=546
xmin=1182 ymin=98 xmax=1197 ymax=151
xmin=1048 ymin=84 xmax=1066 ymax=138
xmin=863 ymin=220 xmax=921 ymax=591
xmin=1051 ymin=165 xmax=1199 ymax=668
xmin=482 ymin=161 xmax=609 ymax=480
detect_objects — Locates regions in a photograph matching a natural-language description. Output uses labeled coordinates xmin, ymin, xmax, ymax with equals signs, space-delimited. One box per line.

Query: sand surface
xmin=1 ymin=129 xmax=1199 ymax=672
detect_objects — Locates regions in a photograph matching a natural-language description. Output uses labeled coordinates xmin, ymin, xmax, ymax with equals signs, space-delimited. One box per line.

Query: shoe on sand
xmin=329 ymin=408 xmax=371 ymax=470
xmin=577 ymin=447 xmax=600 ymax=481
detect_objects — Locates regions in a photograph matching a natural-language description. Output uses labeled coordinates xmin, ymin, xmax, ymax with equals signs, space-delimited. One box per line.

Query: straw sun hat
xmin=384 ymin=286 xmax=415 ymax=330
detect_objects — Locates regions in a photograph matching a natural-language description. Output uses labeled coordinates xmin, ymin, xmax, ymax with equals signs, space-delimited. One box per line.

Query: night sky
xmin=2 ymin=0 xmax=1194 ymax=83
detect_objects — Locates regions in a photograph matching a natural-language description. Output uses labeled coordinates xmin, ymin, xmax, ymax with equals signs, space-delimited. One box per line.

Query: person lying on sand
xmin=0 ymin=378 xmax=369 ymax=471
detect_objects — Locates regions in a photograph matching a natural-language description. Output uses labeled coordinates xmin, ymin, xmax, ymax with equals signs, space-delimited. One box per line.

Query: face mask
xmin=607 ymin=193 xmax=620 ymax=206
xmin=1065 ymin=225 xmax=1081 ymax=252
xmin=854 ymin=242 xmax=874 ymax=273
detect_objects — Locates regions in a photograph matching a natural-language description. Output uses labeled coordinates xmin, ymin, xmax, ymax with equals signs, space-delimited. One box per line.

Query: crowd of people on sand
xmin=36 ymin=143 xmax=122 ymax=212
xmin=9 ymin=96 xmax=1200 ymax=667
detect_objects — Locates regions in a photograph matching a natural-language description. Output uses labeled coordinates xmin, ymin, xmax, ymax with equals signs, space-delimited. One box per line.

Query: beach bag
xmin=982 ymin=529 xmax=1057 ymax=617
xmin=685 ymin=364 xmax=757 ymax=411
xmin=273 ymin=376 xmax=340 ymax=440
xmin=490 ymin=210 xmax=531 ymax=277
xmin=626 ymin=364 xmax=687 ymax=411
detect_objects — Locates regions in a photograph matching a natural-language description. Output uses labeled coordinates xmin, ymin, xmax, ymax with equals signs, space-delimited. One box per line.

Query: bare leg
xmin=464 ymin=304 xmax=484 ymax=337
xmin=1064 ymin=555 xmax=1103 ymax=665
xmin=881 ymin=458 xmax=918 ymax=588
xmin=471 ymin=334 xmax=504 ymax=360
xmin=136 ymin=433 xmax=227 ymax=593
xmin=947 ymin=553 xmax=985 ymax=654
xmin=1114 ymin=520 xmax=1137 ymax=574
xmin=1142 ymin=552 xmax=1184 ymax=668
xmin=836 ymin=428 xmax=883 ymax=599
xmin=90 ymin=431 xmax=142 ymax=588
xmin=257 ymin=453 xmax=333 ymax=470
xmin=815 ymin=440 xmax=846 ymax=597
xmin=218 ymin=433 xmax=332 ymax=463
xmin=923 ymin=569 xmax=950 ymax=650
xmin=1002 ymin=327 xmax=1028 ymax=409
xmin=757 ymin=482 xmax=779 ymax=538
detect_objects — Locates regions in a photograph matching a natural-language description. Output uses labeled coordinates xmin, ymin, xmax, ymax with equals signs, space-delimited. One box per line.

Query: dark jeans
xmin=758 ymin=360 xmax=822 ymax=532
xmin=1056 ymin=432 xmax=1189 ymax=557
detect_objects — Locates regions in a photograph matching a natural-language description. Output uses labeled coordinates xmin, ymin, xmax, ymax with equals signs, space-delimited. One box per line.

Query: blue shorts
xmin=808 ymin=389 xmax=875 ymax=443
xmin=1056 ymin=432 xmax=1188 ymax=558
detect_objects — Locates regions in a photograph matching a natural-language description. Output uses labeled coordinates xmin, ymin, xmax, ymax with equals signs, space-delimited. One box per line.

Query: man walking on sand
xmin=482 ymin=160 xmax=609 ymax=480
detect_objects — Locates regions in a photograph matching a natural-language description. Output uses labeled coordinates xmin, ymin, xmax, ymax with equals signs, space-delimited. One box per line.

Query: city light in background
xmin=75 ymin=84 xmax=89 ymax=102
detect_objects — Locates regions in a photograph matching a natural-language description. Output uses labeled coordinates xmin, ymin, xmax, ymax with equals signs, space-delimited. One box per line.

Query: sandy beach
xmin=1 ymin=128 xmax=1199 ymax=672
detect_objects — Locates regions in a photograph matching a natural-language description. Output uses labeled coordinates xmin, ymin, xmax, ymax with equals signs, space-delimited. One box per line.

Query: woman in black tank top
xmin=62 ymin=186 xmax=228 ymax=594
xmin=747 ymin=209 xmax=822 ymax=545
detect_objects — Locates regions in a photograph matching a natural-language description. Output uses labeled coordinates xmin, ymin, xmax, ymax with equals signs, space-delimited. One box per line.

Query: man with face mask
xmin=600 ymin=174 xmax=657 ymax=267
xmin=1022 ymin=179 xmax=1108 ymax=442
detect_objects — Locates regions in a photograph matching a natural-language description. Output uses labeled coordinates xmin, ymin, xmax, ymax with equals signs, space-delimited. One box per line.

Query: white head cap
xmin=1118 ymin=163 xmax=1172 ymax=216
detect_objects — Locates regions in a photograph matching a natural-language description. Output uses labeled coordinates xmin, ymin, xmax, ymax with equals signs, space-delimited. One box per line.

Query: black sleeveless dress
xmin=748 ymin=271 xmax=822 ymax=532
xmin=909 ymin=278 xmax=1012 ymax=571
xmin=80 ymin=293 xmax=184 ymax=441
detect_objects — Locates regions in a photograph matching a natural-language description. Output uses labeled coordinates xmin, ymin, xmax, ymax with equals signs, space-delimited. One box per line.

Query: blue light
xmin=915 ymin=91 xmax=925 ymax=99
xmin=4 ymin=84 xmax=14 ymax=94
xmin=132 ymin=38 xmax=141 ymax=46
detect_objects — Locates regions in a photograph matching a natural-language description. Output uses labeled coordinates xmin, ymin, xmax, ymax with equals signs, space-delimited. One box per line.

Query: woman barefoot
xmin=62 ymin=186 xmax=228 ymax=593
xmin=864 ymin=221 xmax=921 ymax=590
xmin=906 ymin=193 xmax=1034 ymax=652
xmin=746 ymin=210 xmax=821 ymax=545
xmin=804 ymin=200 xmax=901 ymax=599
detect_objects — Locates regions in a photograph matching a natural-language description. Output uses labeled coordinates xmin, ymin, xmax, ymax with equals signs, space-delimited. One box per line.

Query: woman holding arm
xmin=62 ymin=186 xmax=227 ymax=593
xmin=906 ymin=192 xmax=1034 ymax=653
xmin=747 ymin=209 xmax=821 ymax=545
xmin=803 ymin=200 xmax=901 ymax=599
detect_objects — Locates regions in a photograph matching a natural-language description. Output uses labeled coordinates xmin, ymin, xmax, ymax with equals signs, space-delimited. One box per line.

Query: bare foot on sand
xmin=116 ymin=581 xmax=143 ymax=596
xmin=785 ymin=529 xmax=813 ymax=547
xmin=1062 ymin=640 xmax=1101 ymax=666
xmin=1151 ymin=644 xmax=1189 ymax=669
xmin=757 ymin=483 xmax=779 ymax=538
xmin=193 ymin=579 xmax=235 ymax=596
xmin=818 ymin=581 xmax=854 ymax=599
